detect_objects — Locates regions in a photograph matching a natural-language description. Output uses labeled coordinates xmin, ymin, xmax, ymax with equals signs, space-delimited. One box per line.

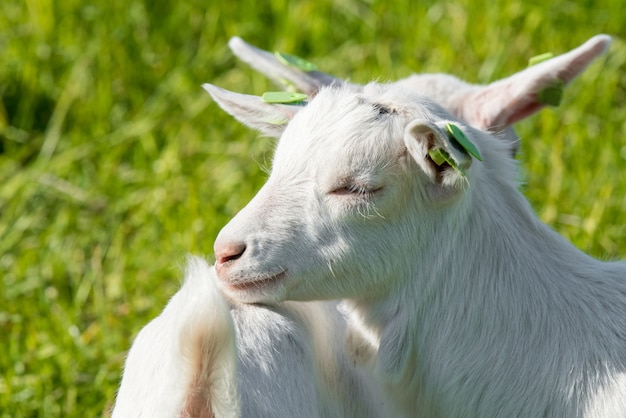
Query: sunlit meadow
xmin=1 ymin=1 xmax=624 ymax=416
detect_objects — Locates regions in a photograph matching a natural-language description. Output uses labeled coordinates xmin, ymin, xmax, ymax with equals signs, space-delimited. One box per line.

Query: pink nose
xmin=214 ymin=241 xmax=247 ymax=270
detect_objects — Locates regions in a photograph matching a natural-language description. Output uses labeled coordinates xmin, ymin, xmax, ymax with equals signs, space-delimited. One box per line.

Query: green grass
xmin=1 ymin=0 xmax=624 ymax=416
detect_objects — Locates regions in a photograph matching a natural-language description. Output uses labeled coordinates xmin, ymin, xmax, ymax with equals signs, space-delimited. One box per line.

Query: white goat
xmin=113 ymin=35 xmax=611 ymax=417
xmin=211 ymin=36 xmax=625 ymax=417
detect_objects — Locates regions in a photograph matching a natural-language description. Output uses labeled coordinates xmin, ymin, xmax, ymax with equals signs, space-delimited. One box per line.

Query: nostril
xmin=215 ymin=242 xmax=247 ymax=266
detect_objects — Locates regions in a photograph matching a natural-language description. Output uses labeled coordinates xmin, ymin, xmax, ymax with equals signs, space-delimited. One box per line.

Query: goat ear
xmin=466 ymin=34 xmax=611 ymax=132
xmin=228 ymin=36 xmax=347 ymax=97
xmin=404 ymin=120 xmax=475 ymax=187
xmin=203 ymin=83 xmax=302 ymax=138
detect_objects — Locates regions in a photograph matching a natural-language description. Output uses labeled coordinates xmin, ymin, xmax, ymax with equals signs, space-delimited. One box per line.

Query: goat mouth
xmin=225 ymin=271 xmax=287 ymax=292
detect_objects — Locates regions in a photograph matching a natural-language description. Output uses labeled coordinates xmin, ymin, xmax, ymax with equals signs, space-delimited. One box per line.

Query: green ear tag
xmin=275 ymin=51 xmax=318 ymax=72
xmin=537 ymin=79 xmax=564 ymax=107
xmin=446 ymin=123 xmax=482 ymax=161
xmin=262 ymin=92 xmax=308 ymax=104
xmin=428 ymin=148 xmax=466 ymax=176
xmin=528 ymin=52 xmax=554 ymax=67
xmin=428 ymin=148 xmax=448 ymax=166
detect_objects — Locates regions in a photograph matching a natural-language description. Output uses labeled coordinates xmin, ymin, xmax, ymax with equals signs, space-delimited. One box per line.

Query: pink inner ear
xmin=466 ymin=34 xmax=611 ymax=132
xmin=468 ymin=72 xmax=562 ymax=131
xmin=501 ymin=99 xmax=543 ymax=127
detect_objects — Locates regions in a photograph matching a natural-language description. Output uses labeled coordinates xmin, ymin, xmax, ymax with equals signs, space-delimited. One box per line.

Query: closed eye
xmin=330 ymin=183 xmax=383 ymax=197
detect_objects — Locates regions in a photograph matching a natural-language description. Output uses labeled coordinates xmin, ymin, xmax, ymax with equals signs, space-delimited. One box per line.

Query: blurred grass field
xmin=0 ymin=0 xmax=624 ymax=416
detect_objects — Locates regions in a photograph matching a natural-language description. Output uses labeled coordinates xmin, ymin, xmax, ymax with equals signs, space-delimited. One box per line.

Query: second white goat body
xmin=112 ymin=257 xmax=387 ymax=417
xmin=211 ymin=38 xmax=626 ymax=417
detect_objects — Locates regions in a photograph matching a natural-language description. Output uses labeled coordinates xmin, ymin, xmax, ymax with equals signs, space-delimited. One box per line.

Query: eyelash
xmin=330 ymin=184 xmax=382 ymax=198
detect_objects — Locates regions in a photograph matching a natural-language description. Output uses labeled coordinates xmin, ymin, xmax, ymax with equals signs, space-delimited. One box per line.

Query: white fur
xmin=213 ymin=80 xmax=626 ymax=416
xmin=112 ymin=258 xmax=238 ymax=417
xmin=114 ymin=35 xmax=612 ymax=417
xmin=112 ymin=256 xmax=387 ymax=417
